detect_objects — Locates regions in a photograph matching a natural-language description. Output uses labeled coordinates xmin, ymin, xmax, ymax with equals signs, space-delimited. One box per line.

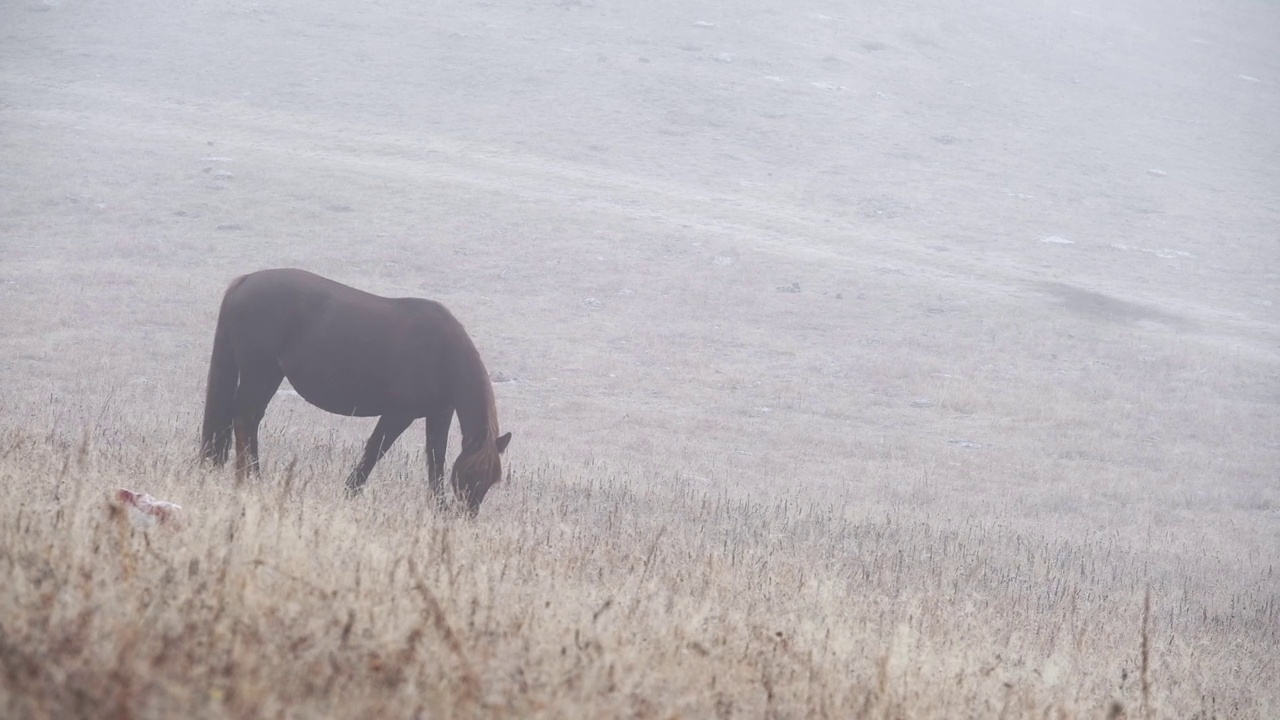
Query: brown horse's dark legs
xmin=424 ymin=406 xmax=454 ymax=501
xmin=232 ymin=367 xmax=283 ymax=480
xmin=345 ymin=414 xmax=414 ymax=495
xmin=233 ymin=422 xmax=250 ymax=483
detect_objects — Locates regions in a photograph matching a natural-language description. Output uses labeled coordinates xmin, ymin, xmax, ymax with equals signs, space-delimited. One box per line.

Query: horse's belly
xmin=275 ymin=307 xmax=431 ymax=418
xmin=283 ymin=366 xmax=389 ymax=417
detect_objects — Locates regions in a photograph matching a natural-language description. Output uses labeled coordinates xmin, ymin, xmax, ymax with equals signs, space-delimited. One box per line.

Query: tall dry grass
xmin=1 ymin=408 xmax=1275 ymax=719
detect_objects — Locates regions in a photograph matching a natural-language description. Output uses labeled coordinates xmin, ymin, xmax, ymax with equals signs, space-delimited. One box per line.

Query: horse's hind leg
xmin=345 ymin=413 xmax=414 ymax=496
xmin=232 ymin=364 xmax=283 ymax=481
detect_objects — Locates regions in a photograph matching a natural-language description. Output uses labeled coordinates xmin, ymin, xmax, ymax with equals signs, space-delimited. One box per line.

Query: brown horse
xmin=200 ymin=268 xmax=512 ymax=515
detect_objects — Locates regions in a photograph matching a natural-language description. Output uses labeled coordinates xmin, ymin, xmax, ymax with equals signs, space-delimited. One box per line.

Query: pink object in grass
xmin=117 ymin=489 xmax=183 ymax=529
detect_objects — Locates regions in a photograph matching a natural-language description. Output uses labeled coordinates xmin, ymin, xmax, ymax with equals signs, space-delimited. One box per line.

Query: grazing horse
xmin=200 ymin=268 xmax=512 ymax=515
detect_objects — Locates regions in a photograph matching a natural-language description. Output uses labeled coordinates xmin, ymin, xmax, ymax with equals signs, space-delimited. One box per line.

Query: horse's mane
xmin=451 ymin=327 xmax=502 ymax=474
xmin=453 ymin=433 xmax=500 ymax=481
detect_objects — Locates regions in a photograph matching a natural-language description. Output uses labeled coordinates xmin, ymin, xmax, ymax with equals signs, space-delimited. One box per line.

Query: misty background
xmin=2 ymin=1 xmax=1277 ymax=519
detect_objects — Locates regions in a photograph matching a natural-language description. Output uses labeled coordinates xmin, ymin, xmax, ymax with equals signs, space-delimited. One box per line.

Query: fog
xmin=7 ymin=0 xmax=1277 ymax=272
xmin=1 ymin=0 xmax=1278 ymax=714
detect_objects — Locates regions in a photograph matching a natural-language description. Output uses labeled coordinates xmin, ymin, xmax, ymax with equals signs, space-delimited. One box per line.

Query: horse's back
xmin=226 ymin=269 xmax=449 ymax=320
xmin=226 ymin=268 xmax=368 ymax=306
xmin=217 ymin=268 xmax=466 ymax=416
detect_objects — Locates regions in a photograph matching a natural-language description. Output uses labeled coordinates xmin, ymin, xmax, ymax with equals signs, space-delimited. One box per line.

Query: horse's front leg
xmin=425 ymin=406 xmax=454 ymax=504
xmin=233 ymin=419 xmax=250 ymax=484
xmin=345 ymin=414 xmax=413 ymax=496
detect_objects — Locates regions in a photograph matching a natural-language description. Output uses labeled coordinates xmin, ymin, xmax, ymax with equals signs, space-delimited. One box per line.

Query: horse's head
xmin=451 ymin=431 xmax=512 ymax=516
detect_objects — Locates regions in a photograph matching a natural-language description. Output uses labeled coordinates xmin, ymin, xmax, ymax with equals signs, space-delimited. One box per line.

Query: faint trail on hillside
xmin=0 ymin=75 xmax=924 ymax=267
xmin=3 ymin=74 xmax=1275 ymax=359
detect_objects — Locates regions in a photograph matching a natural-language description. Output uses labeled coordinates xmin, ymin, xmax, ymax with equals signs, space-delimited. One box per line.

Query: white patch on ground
xmin=1111 ymin=243 xmax=1195 ymax=259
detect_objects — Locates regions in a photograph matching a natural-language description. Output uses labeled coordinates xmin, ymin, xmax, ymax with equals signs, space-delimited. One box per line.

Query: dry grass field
xmin=2 ymin=0 xmax=1278 ymax=717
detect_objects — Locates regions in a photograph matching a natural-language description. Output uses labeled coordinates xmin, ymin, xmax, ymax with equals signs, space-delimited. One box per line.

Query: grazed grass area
xmin=1 ymin=412 xmax=1275 ymax=718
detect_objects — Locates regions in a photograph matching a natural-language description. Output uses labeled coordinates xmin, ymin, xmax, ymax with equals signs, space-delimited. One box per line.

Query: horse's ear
xmin=496 ymin=432 xmax=512 ymax=454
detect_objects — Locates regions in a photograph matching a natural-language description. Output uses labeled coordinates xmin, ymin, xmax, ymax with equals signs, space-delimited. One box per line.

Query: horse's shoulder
xmin=396 ymin=297 xmax=458 ymax=326
xmin=395 ymin=295 xmax=443 ymax=312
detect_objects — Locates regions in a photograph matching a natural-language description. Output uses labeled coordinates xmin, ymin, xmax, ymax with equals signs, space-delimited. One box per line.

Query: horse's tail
xmin=200 ymin=286 xmax=240 ymax=465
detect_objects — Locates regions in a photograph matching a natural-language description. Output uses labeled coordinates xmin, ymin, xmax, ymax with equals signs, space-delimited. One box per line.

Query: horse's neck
xmin=451 ymin=350 xmax=496 ymax=450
